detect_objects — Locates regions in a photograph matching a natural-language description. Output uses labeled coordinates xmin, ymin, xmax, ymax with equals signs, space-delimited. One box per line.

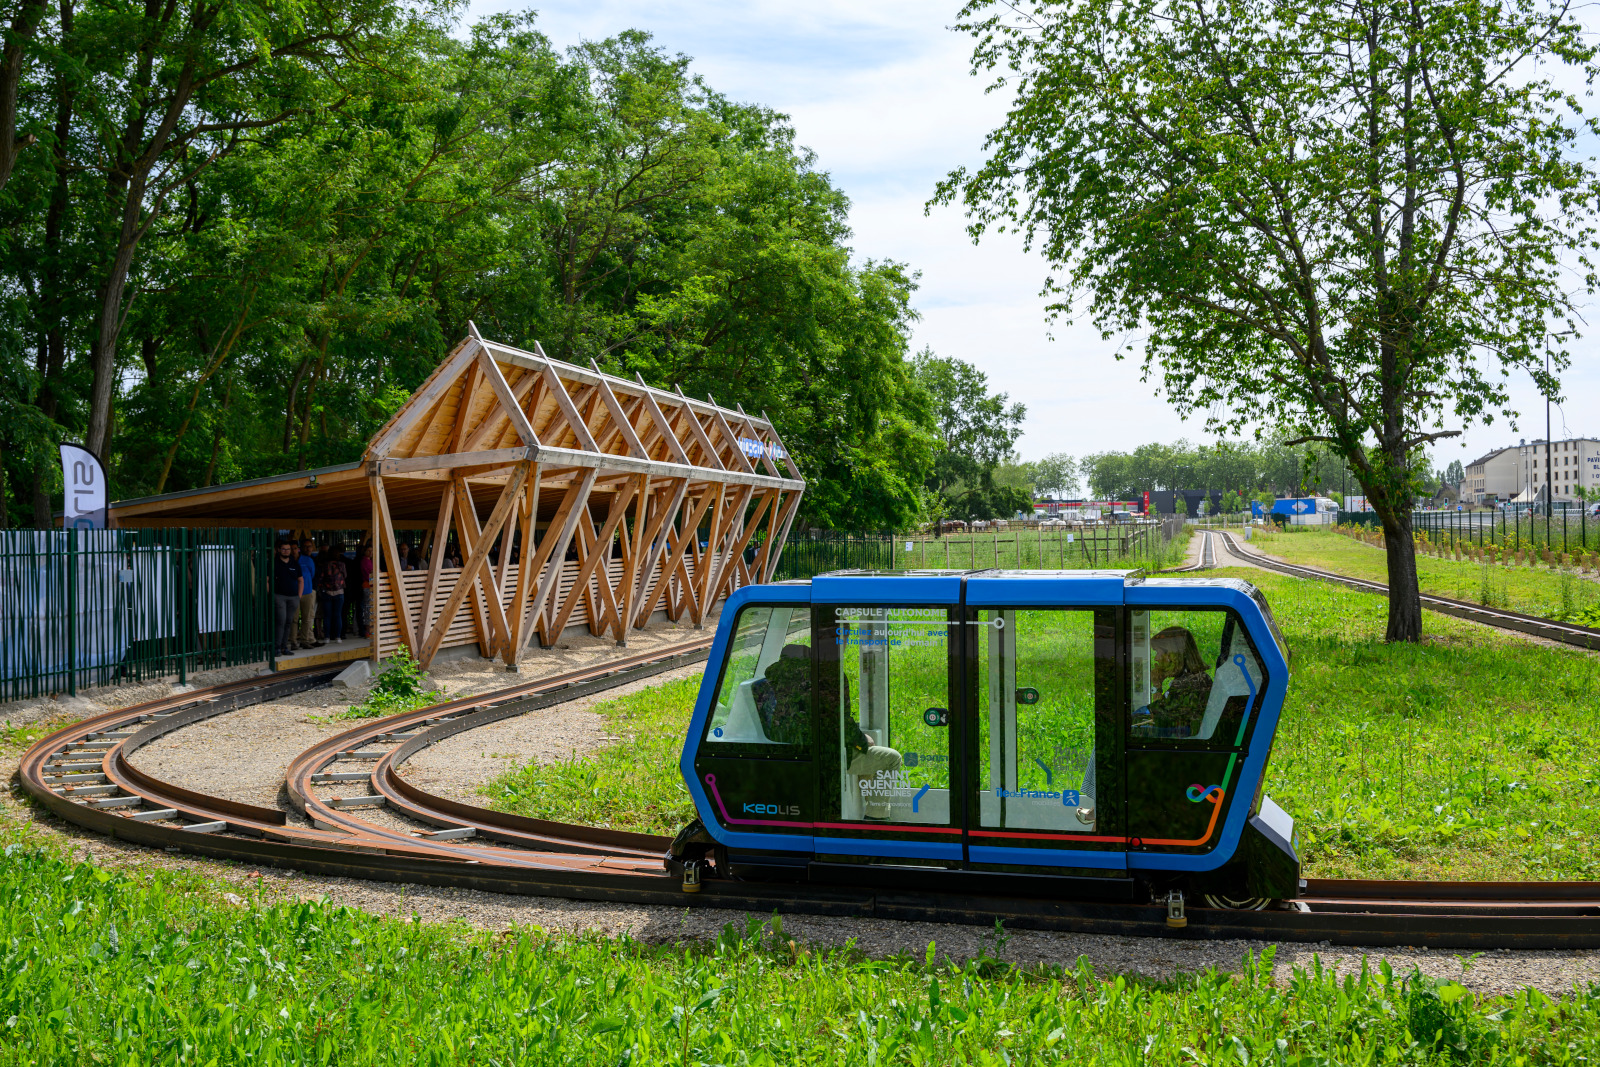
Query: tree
xmin=1028 ymin=451 xmax=1079 ymax=498
xmin=912 ymin=349 xmax=1026 ymax=515
xmin=1221 ymin=489 xmax=1240 ymax=515
xmin=1442 ymin=459 xmax=1466 ymax=487
xmin=937 ymin=0 xmax=1597 ymax=641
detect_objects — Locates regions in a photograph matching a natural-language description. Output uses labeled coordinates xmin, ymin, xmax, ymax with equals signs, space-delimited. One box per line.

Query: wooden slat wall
xmin=375 ymin=553 xmax=738 ymax=657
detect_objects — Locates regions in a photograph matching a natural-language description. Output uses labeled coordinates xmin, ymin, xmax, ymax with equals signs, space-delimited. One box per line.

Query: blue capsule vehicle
xmin=671 ymin=570 xmax=1300 ymax=909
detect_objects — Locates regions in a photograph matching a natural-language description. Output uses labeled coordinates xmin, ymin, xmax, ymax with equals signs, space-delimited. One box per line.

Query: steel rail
xmin=17 ymin=631 xmax=1600 ymax=948
xmin=1215 ymin=531 xmax=1600 ymax=651
xmin=280 ymin=641 xmax=712 ymax=869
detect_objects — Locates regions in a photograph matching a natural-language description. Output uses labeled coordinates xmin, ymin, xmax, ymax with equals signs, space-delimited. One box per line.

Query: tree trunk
xmin=0 ymin=0 xmax=48 ymax=197
xmin=1379 ymin=506 xmax=1422 ymax=641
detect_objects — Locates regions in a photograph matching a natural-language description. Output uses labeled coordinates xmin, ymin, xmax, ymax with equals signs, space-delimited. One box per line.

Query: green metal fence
xmin=772 ymin=532 xmax=898 ymax=580
xmin=0 ymin=527 xmax=276 ymax=702
xmin=1338 ymin=509 xmax=1591 ymax=552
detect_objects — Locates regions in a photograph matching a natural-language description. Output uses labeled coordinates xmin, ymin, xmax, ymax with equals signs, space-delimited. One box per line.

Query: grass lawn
xmin=489 ymin=567 xmax=1600 ymax=882
xmin=486 ymin=677 xmax=702 ymax=836
xmin=3 ymin=841 xmax=1599 ymax=1064
xmin=1249 ymin=527 xmax=1600 ymax=621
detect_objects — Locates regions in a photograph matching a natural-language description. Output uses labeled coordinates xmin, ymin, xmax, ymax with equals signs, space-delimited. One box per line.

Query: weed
xmin=330 ymin=646 xmax=440 ymax=720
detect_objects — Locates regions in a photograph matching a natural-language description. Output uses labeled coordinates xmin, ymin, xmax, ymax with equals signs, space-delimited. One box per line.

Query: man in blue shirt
xmin=294 ymin=538 xmax=320 ymax=649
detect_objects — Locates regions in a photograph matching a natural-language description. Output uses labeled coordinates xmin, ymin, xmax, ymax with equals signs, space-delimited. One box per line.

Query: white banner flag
xmin=60 ymin=443 xmax=107 ymax=530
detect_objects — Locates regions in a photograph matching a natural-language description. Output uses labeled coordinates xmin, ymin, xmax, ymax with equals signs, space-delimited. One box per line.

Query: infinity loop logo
xmin=1186 ymin=783 xmax=1223 ymax=804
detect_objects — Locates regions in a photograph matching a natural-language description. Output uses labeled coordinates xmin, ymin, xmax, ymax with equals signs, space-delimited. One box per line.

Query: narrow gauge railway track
xmin=1215 ymin=530 xmax=1600 ymax=652
xmin=15 ymin=629 xmax=1600 ymax=948
xmin=281 ymin=641 xmax=713 ymax=870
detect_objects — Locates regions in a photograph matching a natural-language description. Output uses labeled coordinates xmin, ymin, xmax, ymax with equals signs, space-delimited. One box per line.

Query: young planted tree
xmin=935 ymin=0 xmax=1598 ymax=640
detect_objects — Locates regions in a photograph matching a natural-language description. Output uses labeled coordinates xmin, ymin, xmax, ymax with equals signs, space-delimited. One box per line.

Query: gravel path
xmin=5 ymin=607 xmax=1600 ymax=996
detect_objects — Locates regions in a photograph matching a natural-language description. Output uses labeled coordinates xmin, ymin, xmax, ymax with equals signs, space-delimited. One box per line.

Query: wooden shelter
xmin=108 ymin=328 xmax=805 ymax=668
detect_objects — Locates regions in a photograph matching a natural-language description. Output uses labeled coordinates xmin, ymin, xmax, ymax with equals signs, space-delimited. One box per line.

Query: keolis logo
xmin=743 ymin=802 xmax=801 ymax=816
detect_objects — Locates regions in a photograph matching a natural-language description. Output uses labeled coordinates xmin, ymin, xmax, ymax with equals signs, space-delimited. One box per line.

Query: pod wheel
xmin=1202 ymin=893 xmax=1272 ymax=911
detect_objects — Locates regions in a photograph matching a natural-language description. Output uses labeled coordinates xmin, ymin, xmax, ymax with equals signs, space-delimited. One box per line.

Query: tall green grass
xmin=486 ymin=677 xmax=700 ymax=835
xmin=4 ymin=843 xmax=1599 ymax=1064
xmin=1254 ymin=528 xmax=1600 ymax=620
xmin=1247 ymin=568 xmax=1600 ymax=880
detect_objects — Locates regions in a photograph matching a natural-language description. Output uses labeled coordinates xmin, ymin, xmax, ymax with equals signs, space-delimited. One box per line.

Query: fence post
xmin=66 ymin=526 xmax=77 ymax=697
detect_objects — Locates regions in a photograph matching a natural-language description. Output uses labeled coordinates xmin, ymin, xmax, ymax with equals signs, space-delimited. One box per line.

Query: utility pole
xmin=1546 ymin=351 xmax=1554 ymax=544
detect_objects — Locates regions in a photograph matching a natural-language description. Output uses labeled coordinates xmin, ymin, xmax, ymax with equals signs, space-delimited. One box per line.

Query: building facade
xmin=1467 ymin=438 xmax=1599 ymax=505
xmin=1515 ymin=437 xmax=1598 ymax=505
xmin=1464 ymin=446 xmax=1519 ymax=504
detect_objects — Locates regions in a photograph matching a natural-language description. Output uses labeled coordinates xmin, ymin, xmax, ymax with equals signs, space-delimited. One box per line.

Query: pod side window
xmin=702 ymin=605 xmax=812 ymax=754
xmin=1127 ymin=608 xmax=1266 ymax=748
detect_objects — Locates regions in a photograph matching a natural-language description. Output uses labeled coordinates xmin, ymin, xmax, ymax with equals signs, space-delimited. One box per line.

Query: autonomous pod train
xmin=669 ymin=570 xmax=1300 ymax=911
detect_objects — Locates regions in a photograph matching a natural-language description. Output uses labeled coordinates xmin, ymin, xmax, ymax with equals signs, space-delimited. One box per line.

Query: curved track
xmin=17 ymin=628 xmax=1600 ymax=948
xmin=1214 ymin=530 xmax=1600 ymax=651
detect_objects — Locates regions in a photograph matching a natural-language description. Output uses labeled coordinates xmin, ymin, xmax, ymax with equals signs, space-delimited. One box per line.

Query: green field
xmin=1249 ymin=527 xmax=1600 ymax=621
xmin=3 ymin=842 xmax=1599 ymax=1064
xmin=489 ymin=567 xmax=1600 ymax=881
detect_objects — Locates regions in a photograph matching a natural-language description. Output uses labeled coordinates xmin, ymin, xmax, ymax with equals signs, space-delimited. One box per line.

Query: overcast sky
xmin=468 ymin=0 xmax=1598 ymax=468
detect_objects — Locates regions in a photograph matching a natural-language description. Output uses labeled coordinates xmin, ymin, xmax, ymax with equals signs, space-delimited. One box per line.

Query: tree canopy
xmin=911 ymin=349 xmax=1029 ymax=521
xmin=0 ymin=7 xmax=936 ymax=532
xmin=1080 ymin=437 xmax=1361 ymax=501
xmin=936 ymin=0 xmax=1599 ymax=639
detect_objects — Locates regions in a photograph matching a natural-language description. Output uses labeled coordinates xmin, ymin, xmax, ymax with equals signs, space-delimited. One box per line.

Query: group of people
xmin=272 ymin=536 xmax=374 ymax=657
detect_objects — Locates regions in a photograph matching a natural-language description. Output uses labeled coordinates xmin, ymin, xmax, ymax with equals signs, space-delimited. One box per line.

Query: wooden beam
xmin=477 ymin=348 xmax=540 ymax=450
xmin=376 ymin=446 xmax=537 ymax=477
xmin=706 ymin=395 xmax=757 ymax=474
xmin=504 ymin=464 xmax=542 ymax=664
xmin=527 ymin=469 xmax=598 ymax=646
xmin=635 ymin=484 xmax=712 ymax=626
xmin=548 ymin=476 xmax=638 ymax=639
xmin=709 ymin=488 xmax=772 ymax=604
xmin=752 ymin=488 xmax=789 ymax=582
xmin=541 ymin=363 xmax=599 ymax=452
xmin=370 ymin=473 xmax=417 ymax=656
xmin=635 ymin=375 xmax=690 ymax=464
xmin=415 ymin=489 xmax=456 ymax=651
xmin=451 ymin=477 xmax=512 ymax=658
xmin=672 ymin=385 xmax=725 ymax=470
xmin=463 ymin=365 xmax=539 ymax=453
xmin=705 ymin=485 xmax=755 ymax=608
xmin=588 ymin=361 xmax=648 ymax=459
xmin=113 ymin=516 xmax=374 ymax=529
xmin=631 ymin=478 xmax=688 ymax=628
xmin=370 ymin=484 xmax=382 ymax=667
xmin=418 ymin=462 xmax=529 ymax=667
xmin=764 ymin=484 xmax=805 ymax=581
xmin=369 ymin=339 xmax=480 ymax=459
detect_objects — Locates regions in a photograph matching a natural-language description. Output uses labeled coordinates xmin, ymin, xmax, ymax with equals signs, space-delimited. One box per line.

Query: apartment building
xmin=1517 ymin=437 xmax=1599 ymax=503
xmin=1464 ymin=446 xmax=1519 ymax=504
xmin=1465 ymin=437 xmax=1599 ymax=505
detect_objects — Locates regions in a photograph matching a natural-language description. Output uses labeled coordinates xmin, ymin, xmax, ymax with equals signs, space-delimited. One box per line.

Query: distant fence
xmin=773 ymin=532 xmax=898 ymax=581
xmin=1337 ymin=510 xmax=1591 ymax=552
xmin=0 ymin=528 xmax=275 ymax=702
xmin=773 ymin=523 xmax=1173 ymax=579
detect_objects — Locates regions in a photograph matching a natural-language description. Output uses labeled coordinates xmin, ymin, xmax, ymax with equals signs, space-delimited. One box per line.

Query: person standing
xmin=273 ymin=539 xmax=302 ymax=656
xmin=348 ymin=541 xmax=370 ymax=639
xmin=318 ymin=540 xmax=349 ymax=643
xmin=295 ymin=537 xmax=320 ymax=649
xmin=358 ymin=540 xmax=375 ymax=637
